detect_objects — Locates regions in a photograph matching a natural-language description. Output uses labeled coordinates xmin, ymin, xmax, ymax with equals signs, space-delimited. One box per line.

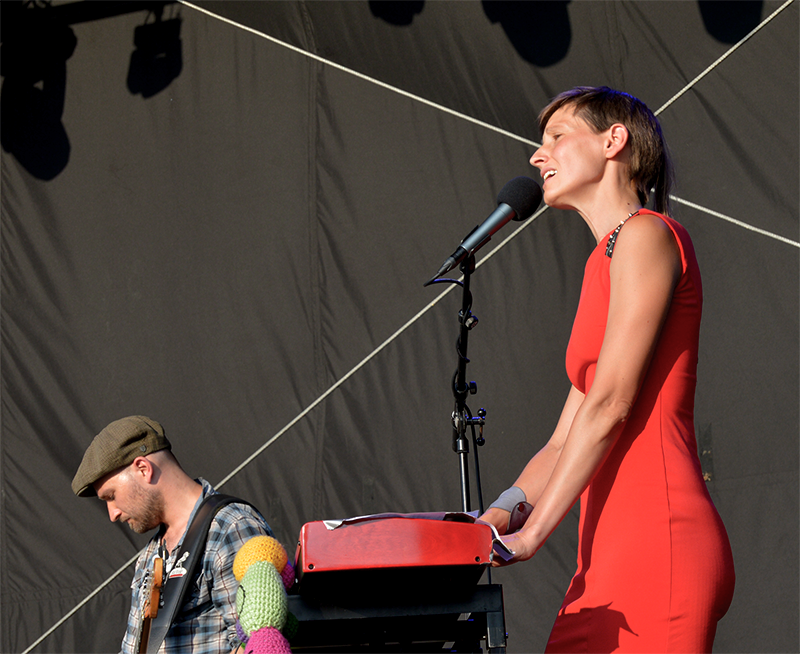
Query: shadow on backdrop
xmin=0 ymin=1 xmax=75 ymax=181
xmin=127 ymin=5 xmax=183 ymax=98
xmin=369 ymin=0 xmax=425 ymax=26
xmin=367 ymin=0 xmax=571 ymax=65
xmin=0 ymin=1 xmax=180 ymax=180
xmin=482 ymin=0 xmax=571 ymax=67
xmin=698 ymin=0 xmax=764 ymax=43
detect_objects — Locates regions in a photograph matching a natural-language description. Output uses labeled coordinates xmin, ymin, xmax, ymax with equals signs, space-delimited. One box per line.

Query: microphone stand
xmin=425 ymin=254 xmax=487 ymax=515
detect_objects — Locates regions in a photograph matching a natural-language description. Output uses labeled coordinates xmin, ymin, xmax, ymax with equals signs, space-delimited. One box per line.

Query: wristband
xmin=488 ymin=486 xmax=526 ymax=513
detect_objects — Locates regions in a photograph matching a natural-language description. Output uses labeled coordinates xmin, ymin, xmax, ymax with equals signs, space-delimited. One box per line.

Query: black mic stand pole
xmin=449 ymin=254 xmax=486 ymax=514
xmin=425 ymin=252 xmax=489 ymax=515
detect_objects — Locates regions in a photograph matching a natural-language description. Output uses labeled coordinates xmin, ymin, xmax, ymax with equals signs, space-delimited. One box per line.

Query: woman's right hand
xmin=478 ymin=507 xmax=510 ymax=536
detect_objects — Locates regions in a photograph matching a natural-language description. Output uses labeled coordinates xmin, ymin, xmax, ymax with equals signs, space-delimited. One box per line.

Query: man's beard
xmin=126 ymin=482 xmax=164 ymax=534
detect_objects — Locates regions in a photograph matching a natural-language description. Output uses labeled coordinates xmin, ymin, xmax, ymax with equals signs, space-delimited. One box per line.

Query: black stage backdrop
xmin=1 ymin=1 xmax=797 ymax=652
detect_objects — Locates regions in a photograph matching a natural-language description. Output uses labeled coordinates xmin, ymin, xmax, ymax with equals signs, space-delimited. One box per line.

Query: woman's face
xmin=530 ymin=105 xmax=609 ymax=211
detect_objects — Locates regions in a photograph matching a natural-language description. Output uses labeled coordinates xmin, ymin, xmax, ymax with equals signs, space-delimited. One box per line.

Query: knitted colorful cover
xmin=233 ymin=536 xmax=297 ymax=653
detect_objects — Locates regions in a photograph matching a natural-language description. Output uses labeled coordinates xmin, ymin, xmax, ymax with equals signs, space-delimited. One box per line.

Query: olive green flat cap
xmin=72 ymin=415 xmax=171 ymax=497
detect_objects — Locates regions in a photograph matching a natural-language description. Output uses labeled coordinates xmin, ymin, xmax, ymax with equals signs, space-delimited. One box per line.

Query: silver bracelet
xmin=488 ymin=486 xmax=526 ymax=513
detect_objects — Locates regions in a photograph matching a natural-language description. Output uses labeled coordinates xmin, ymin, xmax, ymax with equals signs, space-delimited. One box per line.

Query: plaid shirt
xmin=120 ymin=479 xmax=273 ymax=654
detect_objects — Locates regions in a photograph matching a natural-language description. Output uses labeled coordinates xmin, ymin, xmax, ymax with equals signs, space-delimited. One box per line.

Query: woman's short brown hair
xmin=538 ymin=86 xmax=674 ymax=215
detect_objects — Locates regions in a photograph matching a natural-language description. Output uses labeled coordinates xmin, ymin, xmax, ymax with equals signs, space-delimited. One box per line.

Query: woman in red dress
xmin=481 ymin=87 xmax=735 ymax=653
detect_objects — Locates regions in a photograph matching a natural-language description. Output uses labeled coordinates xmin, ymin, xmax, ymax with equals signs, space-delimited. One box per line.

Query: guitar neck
xmin=136 ymin=556 xmax=164 ymax=654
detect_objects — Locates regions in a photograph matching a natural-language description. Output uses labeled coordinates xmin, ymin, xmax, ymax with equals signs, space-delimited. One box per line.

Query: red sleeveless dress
xmin=546 ymin=211 xmax=735 ymax=653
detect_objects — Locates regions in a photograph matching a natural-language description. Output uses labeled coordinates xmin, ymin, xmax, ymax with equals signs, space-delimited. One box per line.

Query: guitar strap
xmin=144 ymin=493 xmax=254 ymax=654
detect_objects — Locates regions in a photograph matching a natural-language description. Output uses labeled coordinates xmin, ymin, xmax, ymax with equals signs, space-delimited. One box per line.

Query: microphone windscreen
xmin=497 ymin=176 xmax=543 ymax=221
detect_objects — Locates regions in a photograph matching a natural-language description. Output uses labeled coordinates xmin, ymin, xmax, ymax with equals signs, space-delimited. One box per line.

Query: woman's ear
xmin=604 ymin=123 xmax=630 ymax=159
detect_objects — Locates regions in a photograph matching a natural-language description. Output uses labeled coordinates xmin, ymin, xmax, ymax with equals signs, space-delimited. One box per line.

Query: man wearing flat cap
xmin=73 ymin=415 xmax=273 ymax=653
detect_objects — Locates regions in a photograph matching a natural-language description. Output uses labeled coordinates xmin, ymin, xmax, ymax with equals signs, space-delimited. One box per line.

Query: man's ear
xmin=604 ymin=123 xmax=630 ymax=159
xmin=131 ymin=456 xmax=154 ymax=483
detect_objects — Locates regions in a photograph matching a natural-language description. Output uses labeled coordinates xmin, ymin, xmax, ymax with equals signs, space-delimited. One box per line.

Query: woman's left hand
xmin=492 ymin=528 xmax=540 ymax=566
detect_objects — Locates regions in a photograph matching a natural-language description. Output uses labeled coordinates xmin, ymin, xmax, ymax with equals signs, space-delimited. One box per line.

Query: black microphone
xmin=425 ymin=176 xmax=543 ymax=284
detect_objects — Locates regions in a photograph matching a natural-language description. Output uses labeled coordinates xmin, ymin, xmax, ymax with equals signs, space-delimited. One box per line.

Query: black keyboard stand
xmin=287 ymin=583 xmax=506 ymax=653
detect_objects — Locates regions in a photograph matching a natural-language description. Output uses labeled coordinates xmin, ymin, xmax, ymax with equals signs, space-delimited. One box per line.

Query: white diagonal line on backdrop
xmin=181 ymin=1 xmax=540 ymax=147
xmin=32 ymin=2 xmax=797 ymax=650
xmin=21 ymin=554 xmax=139 ymax=654
xmin=655 ymin=0 xmax=796 ymax=115
xmin=213 ymin=203 xmax=550 ymax=490
xmin=671 ymin=196 xmax=799 ymax=247
xmin=179 ymin=0 xmax=798 ymax=250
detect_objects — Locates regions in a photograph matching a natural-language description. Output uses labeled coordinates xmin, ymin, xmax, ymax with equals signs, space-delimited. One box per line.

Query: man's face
xmin=94 ymin=465 xmax=163 ymax=534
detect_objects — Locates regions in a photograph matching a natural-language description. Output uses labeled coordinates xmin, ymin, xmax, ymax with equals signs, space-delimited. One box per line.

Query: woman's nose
xmin=530 ymin=147 xmax=545 ymax=168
